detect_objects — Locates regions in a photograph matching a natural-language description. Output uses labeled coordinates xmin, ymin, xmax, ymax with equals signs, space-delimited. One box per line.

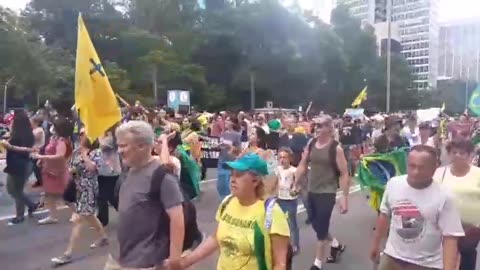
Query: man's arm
xmin=294 ymin=147 xmax=309 ymax=188
xmin=370 ymin=184 xmax=392 ymax=264
xmin=442 ymin=236 xmax=459 ymax=270
xmin=160 ymin=175 xmax=185 ymax=262
xmin=335 ymin=145 xmax=350 ymax=201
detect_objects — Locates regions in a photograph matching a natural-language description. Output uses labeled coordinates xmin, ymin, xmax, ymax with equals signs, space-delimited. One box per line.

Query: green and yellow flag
xmin=351 ymin=86 xmax=367 ymax=107
xmin=75 ymin=14 xmax=121 ymax=141
xmin=468 ymin=84 xmax=480 ymax=116
xmin=357 ymin=148 xmax=408 ymax=210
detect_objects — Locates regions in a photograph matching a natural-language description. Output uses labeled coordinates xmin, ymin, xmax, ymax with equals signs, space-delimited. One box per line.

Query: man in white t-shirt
xmin=370 ymin=145 xmax=464 ymax=270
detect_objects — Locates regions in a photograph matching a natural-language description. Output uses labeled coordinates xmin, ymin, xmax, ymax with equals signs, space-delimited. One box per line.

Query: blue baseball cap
xmin=224 ymin=153 xmax=269 ymax=176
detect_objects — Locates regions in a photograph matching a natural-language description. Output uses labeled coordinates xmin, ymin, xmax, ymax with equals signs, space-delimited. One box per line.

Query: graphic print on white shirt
xmin=391 ymin=199 xmax=425 ymax=242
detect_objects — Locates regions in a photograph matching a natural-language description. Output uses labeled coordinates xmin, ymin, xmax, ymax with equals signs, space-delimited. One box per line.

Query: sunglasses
xmin=315 ymin=122 xmax=330 ymax=129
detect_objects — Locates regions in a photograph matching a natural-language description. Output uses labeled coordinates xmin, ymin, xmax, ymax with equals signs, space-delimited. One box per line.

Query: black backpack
xmin=307 ymin=139 xmax=341 ymax=182
xmin=114 ymin=165 xmax=199 ymax=252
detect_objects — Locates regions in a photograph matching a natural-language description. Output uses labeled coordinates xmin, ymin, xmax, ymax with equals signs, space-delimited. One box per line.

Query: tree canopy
xmin=0 ymin=0 xmax=417 ymax=112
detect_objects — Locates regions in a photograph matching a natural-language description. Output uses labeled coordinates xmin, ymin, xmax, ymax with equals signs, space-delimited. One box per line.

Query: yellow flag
xmin=441 ymin=102 xmax=446 ymax=112
xmin=75 ymin=14 xmax=121 ymax=141
xmin=351 ymin=86 xmax=367 ymax=107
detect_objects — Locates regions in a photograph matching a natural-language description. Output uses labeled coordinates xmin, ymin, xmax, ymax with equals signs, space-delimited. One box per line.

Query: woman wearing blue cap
xmin=169 ymin=153 xmax=291 ymax=270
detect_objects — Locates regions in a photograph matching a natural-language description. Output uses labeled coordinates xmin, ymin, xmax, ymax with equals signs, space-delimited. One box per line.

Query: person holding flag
xmin=48 ymin=13 xmax=121 ymax=266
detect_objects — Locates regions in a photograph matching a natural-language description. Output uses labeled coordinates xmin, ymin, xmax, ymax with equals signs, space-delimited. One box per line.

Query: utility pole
xmin=250 ymin=71 xmax=255 ymax=111
xmin=465 ymin=67 xmax=470 ymax=111
xmin=386 ymin=0 xmax=392 ymax=113
xmin=3 ymin=76 xmax=14 ymax=114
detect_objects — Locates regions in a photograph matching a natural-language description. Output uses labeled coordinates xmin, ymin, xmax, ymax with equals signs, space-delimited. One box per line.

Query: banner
xmin=200 ymin=136 xmax=221 ymax=168
xmin=344 ymin=108 xmax=365 ymax=120
xmin=167 ymin=90 xmax=190 ymax=112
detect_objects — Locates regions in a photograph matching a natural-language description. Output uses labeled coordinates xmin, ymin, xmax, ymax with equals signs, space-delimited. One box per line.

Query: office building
xmin=438 ymin=18 xmax=480 ymax=82
xmin=374 ymin=21 xmax=402 ymax=56
xmin=336 ymin=0 xmax=440 ymax=90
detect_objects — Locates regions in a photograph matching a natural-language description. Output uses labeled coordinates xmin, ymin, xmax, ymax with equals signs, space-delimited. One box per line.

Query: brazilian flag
xmin=469 ymin=84 xmax=480 ymax=116
xmin=357 ymin=148 xmax=408 ymax=210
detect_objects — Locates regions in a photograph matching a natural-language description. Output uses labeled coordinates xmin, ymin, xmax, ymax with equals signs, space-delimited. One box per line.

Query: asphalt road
xmin=1 ymin=170 xmax=479 ymax=270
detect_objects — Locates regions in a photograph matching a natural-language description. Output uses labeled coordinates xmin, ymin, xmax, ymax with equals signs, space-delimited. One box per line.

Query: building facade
xmin=438 ymin=19 xmax=480 ymax=82
xmin=337 ymin=0 xmax=440 ymax=90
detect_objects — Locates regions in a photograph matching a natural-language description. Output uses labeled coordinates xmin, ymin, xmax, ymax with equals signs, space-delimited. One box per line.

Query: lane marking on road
xmin=0 ymin=181 xmax=361 ymax=221
xmin=201 ymin=178 xmax=217 ymax=184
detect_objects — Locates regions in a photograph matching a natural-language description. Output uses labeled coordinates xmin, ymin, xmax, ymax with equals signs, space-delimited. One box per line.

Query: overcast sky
xmin=1 ymin=0 xmax=480 ymax=23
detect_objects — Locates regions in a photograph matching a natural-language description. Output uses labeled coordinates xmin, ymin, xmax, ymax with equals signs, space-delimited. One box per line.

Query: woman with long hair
xmin=51 ymin=130 xmax=108 ymax=266
xmin=434 ymin=139 xmax=480 ymax=270
xmin=32 ymin=116 xmax=73 ymax=225
xmin=169 ymin=153 xmax=290 ymax=270
xmin=2 ymin=109 xmax=37 ymax=225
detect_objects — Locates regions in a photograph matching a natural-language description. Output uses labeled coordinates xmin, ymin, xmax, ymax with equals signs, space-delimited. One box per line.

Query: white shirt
xmin=402 ymin=126 xmax=420 ymax=146
xmin=275 ymin=166 xmax=297 ymax=200
xmin=33 ymin=127 xmax=45 ymax=149
xmin=380 ymin=175 xmax=464 ymax=269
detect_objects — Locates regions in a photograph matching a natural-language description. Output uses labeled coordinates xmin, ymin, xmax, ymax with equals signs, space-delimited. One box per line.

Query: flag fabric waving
xmin=75 ymin=14 xmax=121 ymax=141
xmin=468 ymin=84 xmax=480 ymax=116
xmin=351 ymin=86 xmax=367 ymax=107
xmin=357 ymin=148 xmax=408 ymax=210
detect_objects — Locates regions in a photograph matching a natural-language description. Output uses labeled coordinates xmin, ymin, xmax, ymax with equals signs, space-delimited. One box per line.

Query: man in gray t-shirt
xmin=106 ymin=121 xmax=185 ymax=270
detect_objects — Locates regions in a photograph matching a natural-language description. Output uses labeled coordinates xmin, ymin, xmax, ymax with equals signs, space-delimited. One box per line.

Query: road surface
xmin=1 ymin=170 xmax=478 ymax=270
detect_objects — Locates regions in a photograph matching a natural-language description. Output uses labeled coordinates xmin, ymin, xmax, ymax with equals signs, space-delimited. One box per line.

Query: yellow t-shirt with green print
xmin=215 ymin=197 xmax=290 ymax=270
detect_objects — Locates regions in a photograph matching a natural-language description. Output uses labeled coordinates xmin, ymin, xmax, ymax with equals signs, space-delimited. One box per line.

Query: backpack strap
xmin=219 ymin=195 xmax=234 ymax=216
xmin=264 ymin=197 xmax=277 ymax=231
xmin=148 ymin=165 xmax=168 ymax=201
xmin=329 ymin=141 xmax=340 ymax=177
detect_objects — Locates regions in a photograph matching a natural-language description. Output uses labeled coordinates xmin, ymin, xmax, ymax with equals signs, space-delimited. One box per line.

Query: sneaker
xmin=327 ymin=244 xmax=346 ymax=263
xmin=90 ymin=238 xmax=109 ymax=249
xmin=51 ymin=254 xmax=73 ymax=266
xmin=28 ymin=202 xmax=40 ymax=218
xmin=7 ymin=217 xmax=25 ymax=226
xmin=310 ymin=265 xmax=322 ymax=270
xmin=38 ymin=216 xmax=58 ymax=225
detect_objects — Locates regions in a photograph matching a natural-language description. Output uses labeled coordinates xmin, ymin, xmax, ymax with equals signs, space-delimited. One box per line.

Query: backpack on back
xmin=148 ymin=166 xmax=199 ymax=252
xmin=114 ymin=165 xmax=199 ymax=252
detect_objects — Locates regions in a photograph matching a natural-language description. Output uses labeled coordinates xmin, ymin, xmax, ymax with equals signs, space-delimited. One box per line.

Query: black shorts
xmin=307 ymin=192 xmax=336 ymax=240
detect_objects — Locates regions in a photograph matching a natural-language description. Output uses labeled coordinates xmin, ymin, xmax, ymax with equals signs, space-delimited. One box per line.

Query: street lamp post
xmin=3 ymin=76 xmax=14 ymax=114
xmin=386 ymin=0 xmax=392 ymax=113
